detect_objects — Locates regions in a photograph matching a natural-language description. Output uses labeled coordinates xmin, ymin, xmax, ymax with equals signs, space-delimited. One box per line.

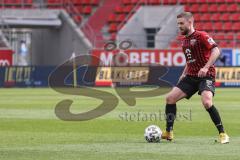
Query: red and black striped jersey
xmin=181 ymin=30 xmax=217 ymax=78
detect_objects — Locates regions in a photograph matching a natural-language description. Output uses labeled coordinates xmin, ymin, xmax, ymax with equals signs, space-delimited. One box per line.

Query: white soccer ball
xmin=144 ymin=125 xmax=162 ymax=143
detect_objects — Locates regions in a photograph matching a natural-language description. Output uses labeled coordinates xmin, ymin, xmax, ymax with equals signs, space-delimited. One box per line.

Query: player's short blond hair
xmin=177 ymin=12 xmax=193 ymax=20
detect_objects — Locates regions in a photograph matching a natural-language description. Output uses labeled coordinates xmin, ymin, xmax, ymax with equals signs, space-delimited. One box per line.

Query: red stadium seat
xmin=207 ymin=0 xmax=216 ymax=3
xmin=218 ymin=4 xmax=227 ymax=12
xmin=131 ymin=0 xmax=140 ymax=4
xmin=225 ymin=0 xmax=236 ymax=3
xmin=198 ymin=0 xmax=207 ymax=3
xmin=213 ymin=34 xmax=225 ymax=41
xmin=80 ymin=0 xmax=91 ymax=5
xmin=184 ymin=5 xmax=190 ymax=12
xmin=73 ymin=15 xmax=82 ymax=24
xmin=82 ymin=6 xmax=92 ymax=15
xmin=15 ymin=0 xmax=21 ymax=4
xmin=215 ymin=0 xmax=225 ymax=3
xmin=122 ymin=0 xmax=132 ymax=5
xmin=189 ymin=4 xmax=200 ymax=13
xmin=179 ymin=0 xmax=188 ymax=4
xmin=214 ymin=22 xmax=223 ymax=31
xmin=228 ymin=4 xmax=238 ymax=12
xmin=76 ymin=6 xmax=83 ymax=13
xmin=232 ymin=22 xmax=240 ymax=31
xmin=199 ymin=4 xmax=208 ymax=13
xmin=225 ymin=33 xmax=234 ymax=40
xmin=221 ymin=13 xmax=230 ymax=22
xmin=5 ymin=0 xmax=22 ymax=4
xmin=219 ymin=41 xmax=228 ymax=48
xmin=164 ymin=0 xmax=177 ymax=5
xmin=116 ymin=14 xmax=126 ymax=22
xmin=109 ymin=24 xmax=118 ymax=32
xmin=123 ymin=5 xmax=134 ymax=13
xmin=8 ymin=0 xmax=20 ymax=4
xmin=194 ymin=13 xmax=201 ymax=22
xmin=203 ymin=22 xmax=213 ymax=31
xmin=108 ymin=14 xmax=117 ymax=23
xmin=208 ymin=32 xmax=215 ymax=37
xmin=200 ymin=13 xmax=211 ymax=21
xmin=237 ymin=33 xmax=240 ymax=40
xmin=195 ymin=22 xmax=203 ymax=30
xmin=47 ymin=0 xmax=61 ymax=4
xmin=209 ymin=4 xmax=218 ymax=12
xmin=91 ymin=0 xmax=100 ymax=6
xmin=149 ymin=0 xmax=161 ymax=5
xmin=26 ymin=0 xmax=33 ymax=4
xmin=187 ymin=0 xmax=199 ymax=3
xmin=73 ymin=0 xmax=81 ymax=5
xmin=138 ymin=0 xmax=146 ymax=5
xmin=231 ymin=13 xmax=240 ymax=21
xmin=225 ymin=0 xmax=237 ymax=4
xmin=115 ymin=6 xmax=124 ymax=14
xmin=211 ymin=13 xmax=221 ymax=22
xmin=168 ymin=0 xmax=178 ymax=5
xmin=227 ymin=41 xmax=235 ymax=48
xmin=223 ymin=22 xmax=232 ymax=31
xmin=237 ymin=43 xmax=240 ymax=48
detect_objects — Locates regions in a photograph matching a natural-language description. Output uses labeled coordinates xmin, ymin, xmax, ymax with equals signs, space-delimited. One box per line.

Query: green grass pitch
xmin=0 ymin=88 xmax=239 ymax=160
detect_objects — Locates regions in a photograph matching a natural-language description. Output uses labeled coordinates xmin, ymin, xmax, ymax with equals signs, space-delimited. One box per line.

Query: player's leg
xmin=199 ymin=79 xmax=229 ymax=144
xmin=162 ymin=87 xmax=187 ymax=141
xmin=165 ymin=87 xmax=187 ymax=131
xmin=162 ymin=76 xmax=198 ymax=141
xmin=201 ymin=90 xmax=224 ymax=132
xmin=165 ymin=76 xmax=198 ymax=131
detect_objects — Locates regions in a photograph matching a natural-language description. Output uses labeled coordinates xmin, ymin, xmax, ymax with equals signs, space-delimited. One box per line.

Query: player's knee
xmin=166 ymin=94 xmax=177 ymax=104
xmin=201 ymin=91 xmax=213 ymax=108
xmin=201 ymin=95 xmax=213 ymax=108
xmin=202 ymin=99 xmax=212 ymax=109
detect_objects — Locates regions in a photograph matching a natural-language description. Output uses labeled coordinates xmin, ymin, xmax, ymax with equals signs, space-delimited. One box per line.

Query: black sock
xmin=165 ymin=104 xmax=177 ymax=132
xmin=206 ymin=105 xmax=224 ymax=134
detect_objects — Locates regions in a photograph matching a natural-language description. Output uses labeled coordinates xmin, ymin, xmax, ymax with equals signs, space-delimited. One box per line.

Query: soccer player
xmin=161 ymin=12 xmax=229 ymax=144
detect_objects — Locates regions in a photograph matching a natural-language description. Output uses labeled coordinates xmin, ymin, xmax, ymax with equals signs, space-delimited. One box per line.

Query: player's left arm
xmin=198 ymin=33 xmax=220 ymax=78
xmin=198 ymin=47 xmax=220 ymax=77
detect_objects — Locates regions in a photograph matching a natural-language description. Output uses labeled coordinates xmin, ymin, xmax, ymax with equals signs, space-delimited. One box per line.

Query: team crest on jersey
xmin=190 ymin=39 xmax=197 ymax=45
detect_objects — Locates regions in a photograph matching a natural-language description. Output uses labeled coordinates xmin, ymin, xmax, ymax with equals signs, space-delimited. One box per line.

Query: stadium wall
xmin=31 ymin=10 xmax=91 ymax=66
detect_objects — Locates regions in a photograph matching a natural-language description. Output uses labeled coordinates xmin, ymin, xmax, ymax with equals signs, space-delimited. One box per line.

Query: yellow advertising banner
xmin=216 ymin=67 xmax=240 ymax=83
xmin=95 ymin=67 xmax=149 ymax=83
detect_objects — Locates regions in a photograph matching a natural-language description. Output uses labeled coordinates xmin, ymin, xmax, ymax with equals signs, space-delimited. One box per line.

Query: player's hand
xmin=178 ymin=74 xmax=185 ymax=83
xmin=198 ymin=67 xmax=208 ymax=78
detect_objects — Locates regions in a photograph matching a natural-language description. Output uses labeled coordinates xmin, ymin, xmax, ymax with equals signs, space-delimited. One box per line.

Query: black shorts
xmin=176 ymin=75 xmax=215 ymax=99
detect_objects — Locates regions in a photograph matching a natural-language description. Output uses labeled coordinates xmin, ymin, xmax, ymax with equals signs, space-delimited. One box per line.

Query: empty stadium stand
xmin=105 ymin=0 xmax=240 ymax=48
xmin=1 ymin=0 xmax=239 ymax=48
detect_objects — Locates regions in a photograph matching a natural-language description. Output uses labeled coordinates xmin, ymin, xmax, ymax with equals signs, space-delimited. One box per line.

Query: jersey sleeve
xmin=200 ymin=32 xmax=218 ymax=50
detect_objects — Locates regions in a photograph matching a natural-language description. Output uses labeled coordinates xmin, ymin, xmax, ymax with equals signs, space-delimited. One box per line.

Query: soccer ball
xmin=144 ymin=125 xmax=162 ymax=143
